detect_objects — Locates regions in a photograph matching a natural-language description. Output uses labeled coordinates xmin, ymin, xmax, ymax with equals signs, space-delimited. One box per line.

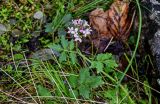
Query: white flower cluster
xmin=67 ymin=19 xmax=92 ymax=42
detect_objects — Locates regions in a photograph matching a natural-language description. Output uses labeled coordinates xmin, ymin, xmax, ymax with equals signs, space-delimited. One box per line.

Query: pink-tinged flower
xmin=80 ymin=29 xmax=84 ymax=33
xmin=75 ymin=37 xmax=82 ymax=43
xmin=74 ymin=33 xmax=79 ymax=38
xmin=72 ymin=20 xmax=78 ymax=25
xmin=77 ymin=19 xmax=83 ymax=25
xmin=68 ymin=19 xmax=93 ymax=43
xmin=68 ymin=27 xmax=74 ymax=34
xmin=82 ymin=28 xmax=92 ymax=37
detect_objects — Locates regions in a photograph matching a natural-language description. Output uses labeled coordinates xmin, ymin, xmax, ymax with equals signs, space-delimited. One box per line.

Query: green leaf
xmin=79 ymin=68 xmax=90 ymax=84
xmin=69 ymin=75 xmax=78 ymax=88
xmin=89 ymin=76 xmax=104 ymax=88
xmin=37 ymin=85 xmax=52 ymax=96
xmin=14 ymin=54 xmax=23 ymax=60
xmin=97 ymin=53 xmax=112 ymax=61
xmin=69 ymin=40 xmax=74 ymax=50
xmin=61 ymin=35 xmax=68 ymax=49
xmin=45 ymin=23 xmax=53 ymax=33
xmin=58 ymin=28 xmax=67 ymax=36
xmin=48 ymin=43 xmax=63 ymax=52
xmin=79 ymin=85 xmax=90 ymax=99
xmin=104 ymin=89 xmax=117 ymax=100
xmin=59 ymin=52 xmax=67 ymax=62
xmin=104 ymin=60 xmax=118 ymax=69
xmin=90 ymin=61 xmax=104 ymax=73
xmin=90 ymin=61 xmax=97 ymax=68
xmin=70 ymin=52 xmax=77 ymax=65
xmin=62 ymin=14 xmax=72 ymax=24
xmin=96 ymin=62 xmax=104 ymax=73
xmin=69 ymin=90 xmax=78 ymax=98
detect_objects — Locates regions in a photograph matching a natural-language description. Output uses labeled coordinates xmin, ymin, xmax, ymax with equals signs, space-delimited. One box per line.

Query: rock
xmin=11 ymin=29 xmax=22 ymax=37
xmin=9 ymin=19 xmax=17 ymax=25
xmin=31 ymin=31 xmax=40 ymax=38
xmin=0 ymin=24 xmax=7 ymax=35
xmin=142 ymin=0 xmax=160 ymax=94
xmin=30 ymin=49 xmax=60 ymax=61
xmin=33 ymin=11 xmax=44 ymax=20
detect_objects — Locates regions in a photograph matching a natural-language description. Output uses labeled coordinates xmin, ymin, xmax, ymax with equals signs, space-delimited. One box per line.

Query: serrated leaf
xmin=105 ymin=60 xmax=118 ymax=69
xmin=45 ymin=23 xmax=53 ymax=33
xmin=90 ymin=61 xmax=97 ymax=68
xmin=59 ymin=52 xmax=67 ymax=62
xmin=89 ymin=76 xmax=104 ymax=88
xmin=69 ymin=40 xmax=74 ymax=50
xmin=37 ymin=85 xmax=52 ymax=96
xmin=69 ymin=75 xmax=78 ymax=88
xmin=79 ymin=68 xmax=90 ymax=84
xmin=96 ymin=62 xmax=104 ymax=73
xmin=79 ymin=85 xmax=90 ymax=99
xmin=61 ymin=36 xmax=68 ymax=49
xmin=70 ymin=52 xmax=77 ymax=65
xmin=48 ymin=43 xmax=63 ymax=52
xmin=90 ymin=61 xmax=104 ymax=73
xmin=97 ymin=53 xmax=112 ymax=61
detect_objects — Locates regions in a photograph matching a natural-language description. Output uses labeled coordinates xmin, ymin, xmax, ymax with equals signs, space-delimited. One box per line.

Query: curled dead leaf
xmin=89 ymin=0 xmax=134 ymax=42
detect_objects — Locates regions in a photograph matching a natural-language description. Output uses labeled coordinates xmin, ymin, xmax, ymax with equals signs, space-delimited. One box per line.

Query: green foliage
xmin=37 ymin=85 xmax=53 ymax=104
xmin=45 ymin=13 xmax=72 ymax=33
xmin=143 ymin=81 xmax=152 ymax=104
xmin=90 ymin=53 xmax=118 ymax=73
xmin=37 ymin=85 xmax=52 ymax=96
xmin=104 ymin=85 xmax=132 ymax=104
xmin=48 ymin=36 xmax=77 ymax=64
xmin=69 ymin=68 xmax=104 ymax=99
xmin=0 ymin=0 xmax=154 ymax=104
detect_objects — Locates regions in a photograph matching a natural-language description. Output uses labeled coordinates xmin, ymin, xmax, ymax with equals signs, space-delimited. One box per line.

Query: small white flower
xmin=74 ymin=33 xmax=79 ymax=38
xmin=75 ymin=37 xmax=82 ymax=42
xmin=72 ymin=20 xmax=78 ymax=25
xmin=77 ymin=19 xmax=83 ymax=25
xmin=68 ymin=19 xmax=92 ymax=43
xmin=75 ymin=28 xmax=78 ymax=32
xmin=68 ymin=27 xmax=74 ymax=34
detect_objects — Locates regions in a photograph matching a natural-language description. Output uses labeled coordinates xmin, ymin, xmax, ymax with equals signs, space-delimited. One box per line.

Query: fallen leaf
xmin=89 ymin=0 xmax=132 ymax=41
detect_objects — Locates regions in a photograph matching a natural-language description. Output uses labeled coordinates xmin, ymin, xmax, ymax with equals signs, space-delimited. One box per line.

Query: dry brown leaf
xmin=89 ymin=0 xmax=133 ymax=42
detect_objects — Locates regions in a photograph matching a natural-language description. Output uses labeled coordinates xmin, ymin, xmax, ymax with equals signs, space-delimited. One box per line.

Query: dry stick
xmin=51 ymin=49 xmax=80 ymax=104
xmin=0 ymin=68 xmax=38 ymax=104
xmin=23 ymin=52 xmax=42 ymax=104
xmin=124 ymin=10 xmax=136 ymax=37
xmin=104 ymin=37 xmax=114 ymax=52
xmin=0 ymin=89 xmax=28 ymax=104
xmin=41 ymin=61 xmax=69 ymax=104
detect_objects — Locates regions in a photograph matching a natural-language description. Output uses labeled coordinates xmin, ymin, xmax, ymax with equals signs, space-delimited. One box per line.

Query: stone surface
xmin=33 ymin=11 xmax=44 ymax=20
xmin=0 ymin=24 xmax=7 ymax=35
xmin=30 ymin=48 xmax=60 ymax=61
xmin=142 ymin=0 xmax=160 ymax=89
xmin=11 ymin=29 xmax=22 ymax=37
